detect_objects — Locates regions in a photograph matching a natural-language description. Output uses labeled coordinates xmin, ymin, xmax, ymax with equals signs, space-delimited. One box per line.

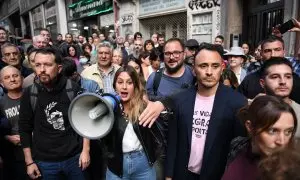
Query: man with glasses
xmin=146 ymin=38 xmax=194 ymax=180
xmin=147 ymin=38 xmax=194 ymax=100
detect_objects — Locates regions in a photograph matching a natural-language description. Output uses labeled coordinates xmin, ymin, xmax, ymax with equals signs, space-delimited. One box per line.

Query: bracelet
xmin=26 ymin=162 xmax=35 ymax=167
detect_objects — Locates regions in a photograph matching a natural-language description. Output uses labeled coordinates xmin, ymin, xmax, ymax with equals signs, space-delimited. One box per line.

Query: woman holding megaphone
xmin=103 ymin=65 xmax=164 ymax=180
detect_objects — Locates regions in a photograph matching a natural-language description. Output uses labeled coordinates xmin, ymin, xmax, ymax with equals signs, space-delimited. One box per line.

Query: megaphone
xmin=68 ymin=92 xmax=120 ymax=139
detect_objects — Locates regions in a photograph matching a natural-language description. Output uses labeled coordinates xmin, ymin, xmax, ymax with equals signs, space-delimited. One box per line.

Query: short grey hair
xmin=0 ymin=65 xmax=21 ymax=82
xmin=96 ymin=42 xmax=113 ymax=50
xmin=32 ymin=35 xmax=45 ymax=43
xmin=1 ymin=43 xmax=19 ymax=56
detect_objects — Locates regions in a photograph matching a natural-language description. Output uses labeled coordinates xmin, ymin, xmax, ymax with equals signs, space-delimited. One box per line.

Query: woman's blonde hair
xmin=113 ymin=66 xmax=146 ymax=123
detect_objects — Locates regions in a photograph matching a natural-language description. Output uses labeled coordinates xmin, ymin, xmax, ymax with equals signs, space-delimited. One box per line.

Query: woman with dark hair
xmin=67 ymin=44 xmax=83 ymax=73
xmin=104 ymin=66 xmax=163 ymax=179
xmin=139 ymin=51 xmax=154 ymax=81
xmin=127 ymin=56 xmax=146 ymax=87
xmin=80 ymin=43 xmax=93 ymax=68
xmin=222 ymin=95 xmax=297 ymax=180
xmin=258 ymin=143 xmax=300 ymax=180
xmin=144 ymin=40 xmax=155 ymax=53
xmin=242 ymin=42 xmax=255 ymax=68
xmin=220 ymin=69 xmax=239 ymax=89
xmin=149 ymin=50 xmax=160 ymax=72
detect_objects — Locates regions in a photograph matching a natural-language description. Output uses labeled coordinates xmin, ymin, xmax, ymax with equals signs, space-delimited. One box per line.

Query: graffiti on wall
xmin=216 ymin=9 xmax=221 ymax=34
xmin=121 ymin=14 xmax=134 ymax=24
xmin=188 ymin=0 xmax=220 ymax=10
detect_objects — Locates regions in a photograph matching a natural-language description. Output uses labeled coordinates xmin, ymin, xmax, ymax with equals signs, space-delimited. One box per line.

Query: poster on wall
xmin=139 ymin=0 xmax=185 ymax=16
xmin=68 ymin=0 xmax=113 ymax=20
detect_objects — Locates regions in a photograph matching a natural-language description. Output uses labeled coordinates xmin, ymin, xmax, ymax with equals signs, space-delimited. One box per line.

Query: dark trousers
xmin=36 ymin=154 xmax=85 ymax=180
xmin=85 ymin=140 xmax=106 ymax=180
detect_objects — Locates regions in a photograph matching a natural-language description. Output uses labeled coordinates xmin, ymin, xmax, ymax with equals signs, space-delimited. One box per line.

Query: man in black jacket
xmin=238 ymin=35 xmax=300 ymax=104
xmin=19 ymin=48 xmax=90 ymax=179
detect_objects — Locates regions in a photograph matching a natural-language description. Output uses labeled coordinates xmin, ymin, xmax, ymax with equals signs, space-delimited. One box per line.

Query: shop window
xmin=267 ymin=0 xmax=281 ymax=4
xmin=45 ymin=0 xmax=57 ymax=26
xmin=191 ymin=12 xmax=212 ymax=43
xmin=31 ymin=6 xmax=44 ymax=35
xmin=140 ymin=13 xmax=187 ymax=41
xmin=122 ymin=24 xmax=133 ymax=38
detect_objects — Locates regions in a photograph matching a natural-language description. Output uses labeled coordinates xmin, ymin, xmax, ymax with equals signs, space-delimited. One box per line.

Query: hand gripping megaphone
xmin=68 ymin=92 xmax=120 ymax=139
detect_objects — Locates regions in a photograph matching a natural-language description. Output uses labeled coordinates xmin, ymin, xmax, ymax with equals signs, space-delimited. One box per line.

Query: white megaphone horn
xmin=68 ymin=92 xmax=120 ymax=139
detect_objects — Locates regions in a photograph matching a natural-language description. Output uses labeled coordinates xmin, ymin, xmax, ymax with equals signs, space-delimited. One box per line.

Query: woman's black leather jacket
xmin=102 ymin=107 xmax=165 ymax=178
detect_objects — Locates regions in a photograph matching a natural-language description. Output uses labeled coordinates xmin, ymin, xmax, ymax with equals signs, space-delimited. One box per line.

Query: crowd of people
xmin=0 ymin=17 xmax=300 ymax=180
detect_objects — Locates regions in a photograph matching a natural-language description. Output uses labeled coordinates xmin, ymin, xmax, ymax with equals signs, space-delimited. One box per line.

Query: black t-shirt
xmin=238 ymin=71 xmax=300 ymax=104
xmin=0 ymin=94 xmax=21 ymax=135
xmin=19 ymin=76 xmax=83 ymax=161
xmin=0 ymin=94 xmax=24 ymax=161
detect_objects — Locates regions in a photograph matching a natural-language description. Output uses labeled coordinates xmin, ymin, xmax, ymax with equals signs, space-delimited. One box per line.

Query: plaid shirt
xmin=246 ymin=61 xmax=263 ymax=74
xmin=288 ymin=57 xmax=300 ymax=77
xmin=246 ymin=57 xmax=300 ymax=76
xmin=98 ymin=65 xmax=117 ymax=94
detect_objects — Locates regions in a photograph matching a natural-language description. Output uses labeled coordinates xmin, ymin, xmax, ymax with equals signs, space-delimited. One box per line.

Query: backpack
xmin=152 ymin=67 xmax=196 ymax=97
xmin=153 ymin=68 xmax=164 ymax=96
xmin=30 ymin=79 xmax=76 ymax=112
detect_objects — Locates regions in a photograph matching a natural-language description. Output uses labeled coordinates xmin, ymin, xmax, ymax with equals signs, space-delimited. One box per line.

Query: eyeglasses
xmin=164 ymin=51 xmax=183 ymax=58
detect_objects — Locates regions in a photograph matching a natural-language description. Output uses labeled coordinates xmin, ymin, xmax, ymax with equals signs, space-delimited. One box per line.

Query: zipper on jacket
xmin=134 ymin=124 xmax=153 ymax=165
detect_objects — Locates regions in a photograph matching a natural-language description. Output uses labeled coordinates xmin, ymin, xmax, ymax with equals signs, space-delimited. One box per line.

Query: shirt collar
xmin=97 ymin=64 xmax=115 ymax=76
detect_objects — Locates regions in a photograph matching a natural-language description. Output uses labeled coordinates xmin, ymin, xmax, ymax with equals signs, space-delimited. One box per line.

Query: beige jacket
xmin=81 ymin=63 xmax=120 ymax=89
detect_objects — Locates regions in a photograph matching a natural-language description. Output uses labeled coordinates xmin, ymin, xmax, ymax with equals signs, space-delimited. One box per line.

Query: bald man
xmin=0 ymin=66 xmax=27 ymax=180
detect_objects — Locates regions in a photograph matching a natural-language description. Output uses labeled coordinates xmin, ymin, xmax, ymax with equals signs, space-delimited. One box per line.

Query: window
xmin=31 ymin=6 xmax=43 ymax=35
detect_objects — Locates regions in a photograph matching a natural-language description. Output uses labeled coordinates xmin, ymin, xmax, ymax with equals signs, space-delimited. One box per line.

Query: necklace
xmin=122 ymin=111 xmax=129 ymax=122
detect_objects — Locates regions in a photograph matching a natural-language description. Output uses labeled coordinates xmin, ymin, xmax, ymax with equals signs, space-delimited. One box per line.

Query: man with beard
xmin=259 ymin=57 xmax=300 ymax=137
xmin=19 ymin=48 xmax=90 ymax=179
xmin=59 ymin=33 xmax=81 ymax=57
xmin=54 ymin=34 xmax=64 ymax=47
xmin=127 ymin=39 xmax=143 ymax=64
xmin=77 ymin=35 xmax=85 ymax=50
xmin=146 ymin=38 xmax=194 ymax=100
xmin=123 ymin=39 xmax=143 ymax=65
xmin=115 ymin=36 xmax=128 ymax=62
xmin=184 ymin=39 xmax=199 ymax=67
xmin=238 ymin=35 xmax=300 ymax=104
xmin=156 ymin=34 xmax=165 ymax=62
xmin=145 ymin=38 xmax=194 ymax=180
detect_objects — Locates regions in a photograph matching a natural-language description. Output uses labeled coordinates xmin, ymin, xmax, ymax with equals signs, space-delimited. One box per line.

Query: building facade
xmin=65 ymin=0 xmax=114 ymax=38
xmin=0 ymin=0 xmax=298 ymax=56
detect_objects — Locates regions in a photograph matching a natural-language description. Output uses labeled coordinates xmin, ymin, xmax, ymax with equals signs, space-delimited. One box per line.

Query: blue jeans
xmin=36 ymin=154 xmax=85 ymax=180
xmin=106 ymin=150 xmax=156 ymax=180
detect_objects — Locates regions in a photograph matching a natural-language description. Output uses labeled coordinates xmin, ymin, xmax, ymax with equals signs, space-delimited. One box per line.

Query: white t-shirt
xmin=122 ymin=122 xmax=142 ymax=153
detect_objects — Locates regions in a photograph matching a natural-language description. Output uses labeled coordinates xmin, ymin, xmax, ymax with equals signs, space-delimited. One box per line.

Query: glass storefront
xmin=31 ymin=5 xmax=44 ymax=35
xmin=45 ymin=0 xmax=57 ymax=37
xmin=65 ymin=0 xmax=114 ymax=37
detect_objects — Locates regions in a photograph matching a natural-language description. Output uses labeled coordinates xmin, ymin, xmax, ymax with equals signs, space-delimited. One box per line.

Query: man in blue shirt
xmin=146 ymin=38 xmax=194 ymax=101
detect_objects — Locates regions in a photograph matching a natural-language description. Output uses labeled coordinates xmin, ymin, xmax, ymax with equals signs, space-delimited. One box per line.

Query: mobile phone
xmin=278 ymin=19 xmax=295 ymax=34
